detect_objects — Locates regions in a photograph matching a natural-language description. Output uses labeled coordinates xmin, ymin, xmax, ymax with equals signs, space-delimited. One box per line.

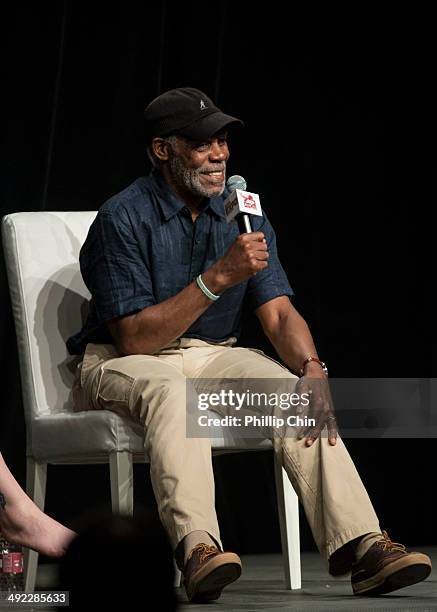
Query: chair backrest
xmin=2 ymin=212 xmax=97 ymax=421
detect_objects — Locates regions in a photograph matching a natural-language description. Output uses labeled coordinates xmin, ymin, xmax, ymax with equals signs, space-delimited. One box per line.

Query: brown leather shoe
xmin=351 ymin=530 xmax=432 ymax=596
xmin=182 ymin=543 xmax=242 ymax=602
xmin=328 ymin=540 xmax=356 ymax=576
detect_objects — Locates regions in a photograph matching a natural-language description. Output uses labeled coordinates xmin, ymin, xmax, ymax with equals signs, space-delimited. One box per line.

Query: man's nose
xmin=209 ymin=142 xmax=228 ymax=161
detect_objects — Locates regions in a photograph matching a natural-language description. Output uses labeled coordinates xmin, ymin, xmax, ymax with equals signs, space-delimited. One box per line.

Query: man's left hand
xmin=294 ymin=369 xmax=337 ymax=446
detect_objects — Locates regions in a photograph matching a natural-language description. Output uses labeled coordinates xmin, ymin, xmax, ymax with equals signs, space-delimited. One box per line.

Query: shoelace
xmin=376 ymin=530 xmax=407 ymax=553
xmin=188 ymin=543 xmax=218 ymax=564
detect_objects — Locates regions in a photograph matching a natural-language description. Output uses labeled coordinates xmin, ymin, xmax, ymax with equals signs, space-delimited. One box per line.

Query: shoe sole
xmin=187 ymin=553 xmax=242 ymax=602
xmin=353 ymin=553 xmax=432 ymax=596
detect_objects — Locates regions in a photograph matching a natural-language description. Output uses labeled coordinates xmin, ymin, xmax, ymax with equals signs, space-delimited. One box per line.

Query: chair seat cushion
xmin=30 ymin=410 xmax=145 ymax=462
xmin=30 ymin=410 xmax=273 ymax=463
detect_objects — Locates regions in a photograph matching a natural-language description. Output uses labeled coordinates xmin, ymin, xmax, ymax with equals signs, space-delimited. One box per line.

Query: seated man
xmin=66 ymin=87 xmax=431 ymax=603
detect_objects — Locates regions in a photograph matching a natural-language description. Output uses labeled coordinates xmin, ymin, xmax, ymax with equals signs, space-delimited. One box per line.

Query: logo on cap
xmin=200 ymin=99 xmax=207 ymax=110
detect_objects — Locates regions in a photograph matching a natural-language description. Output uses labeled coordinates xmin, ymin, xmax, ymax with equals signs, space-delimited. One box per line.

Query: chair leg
xmin=24 ymin=458 xmax=47 ymax=592
xmin=109 ymin=451 xmax=134 ymax=516
xmin=273 ymin=455 xmax=301 ymax=589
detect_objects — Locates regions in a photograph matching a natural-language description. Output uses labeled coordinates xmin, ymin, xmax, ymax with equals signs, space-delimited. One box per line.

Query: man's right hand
xmin=205 ymin=232 xmax=269 ymax=292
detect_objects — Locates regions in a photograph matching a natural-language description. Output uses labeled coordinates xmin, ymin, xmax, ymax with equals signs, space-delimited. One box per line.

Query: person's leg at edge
xmin=0 ymin=451 xmax=76 ymax=557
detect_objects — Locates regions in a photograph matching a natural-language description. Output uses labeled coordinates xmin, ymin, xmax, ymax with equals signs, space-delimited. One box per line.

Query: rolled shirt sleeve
xmin=245 ymin=211 xmax=294 ymax=311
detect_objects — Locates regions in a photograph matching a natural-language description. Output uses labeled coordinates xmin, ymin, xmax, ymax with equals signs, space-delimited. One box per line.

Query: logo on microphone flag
xmin=242 ymin=194 xmax=257 ymax=210
xmin=223 ymin=189 xmax=263 ymax=223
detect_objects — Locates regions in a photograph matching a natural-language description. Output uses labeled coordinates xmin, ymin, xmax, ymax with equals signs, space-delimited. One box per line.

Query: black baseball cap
xmin=144 ymin=87 xmax=244 ymax=141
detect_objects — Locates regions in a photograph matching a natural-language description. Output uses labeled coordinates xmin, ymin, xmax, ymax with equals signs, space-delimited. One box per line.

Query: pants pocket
xmin=95 ymin=367 xmax=135 ymax=412
xmin=80 ymin=343 xmax=119 ymax=387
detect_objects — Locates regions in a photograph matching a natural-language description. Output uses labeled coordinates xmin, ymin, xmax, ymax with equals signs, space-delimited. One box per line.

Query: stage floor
xmin=1 ymin=547 xmax=435 ymax=610
xmin=178 ymin=548 xmax=437 ymax=611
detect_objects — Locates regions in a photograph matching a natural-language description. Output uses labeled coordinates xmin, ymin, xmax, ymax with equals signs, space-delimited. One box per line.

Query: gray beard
xmin=169 ymin=156 xmax=226 ymax=198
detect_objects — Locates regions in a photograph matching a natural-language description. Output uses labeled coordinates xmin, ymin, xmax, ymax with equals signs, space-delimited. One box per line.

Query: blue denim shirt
xmin=66 ymin=170 xmax=294 ymax=355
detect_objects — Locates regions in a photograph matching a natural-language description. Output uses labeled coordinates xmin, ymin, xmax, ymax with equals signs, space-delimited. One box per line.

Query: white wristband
xmin=196 ymin=274 xmax=220 ymax=301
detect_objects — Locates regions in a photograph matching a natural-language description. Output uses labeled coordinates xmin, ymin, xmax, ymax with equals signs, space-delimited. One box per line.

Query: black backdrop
xmin=2 ymin=3 xmax=434 ymax=556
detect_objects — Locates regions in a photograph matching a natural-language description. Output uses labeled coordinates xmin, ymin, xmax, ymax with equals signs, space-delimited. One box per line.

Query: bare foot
xmin=0 ymin=499 xmax=76 ymax=557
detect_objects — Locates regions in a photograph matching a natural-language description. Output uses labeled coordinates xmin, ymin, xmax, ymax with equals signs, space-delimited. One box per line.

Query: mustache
xmin=199 ymin=162 xmax=227 ymax=174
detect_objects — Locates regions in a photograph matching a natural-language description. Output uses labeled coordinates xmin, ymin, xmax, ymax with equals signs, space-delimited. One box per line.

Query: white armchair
xmin=1 ymin=211 xmax=301 ymax=592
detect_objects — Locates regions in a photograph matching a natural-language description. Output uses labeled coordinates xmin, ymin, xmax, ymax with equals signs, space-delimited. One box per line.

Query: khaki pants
xmin=72 ymin=338 xmax=380 ymax=567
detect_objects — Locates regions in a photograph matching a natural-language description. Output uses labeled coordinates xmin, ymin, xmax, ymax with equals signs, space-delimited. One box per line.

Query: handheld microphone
xmin=224 ymin=175 xmax=263 ymax=234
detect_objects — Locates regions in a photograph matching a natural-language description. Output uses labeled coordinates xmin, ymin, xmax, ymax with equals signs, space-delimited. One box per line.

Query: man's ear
xmin=151 ymin=137 xmax=171 ymax=161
